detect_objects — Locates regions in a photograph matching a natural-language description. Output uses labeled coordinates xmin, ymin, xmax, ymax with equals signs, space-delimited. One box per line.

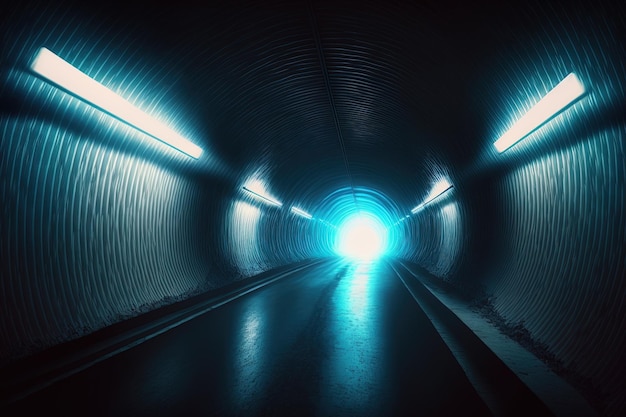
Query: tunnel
xmin=0 ymin=0 xmax=624 ymax=416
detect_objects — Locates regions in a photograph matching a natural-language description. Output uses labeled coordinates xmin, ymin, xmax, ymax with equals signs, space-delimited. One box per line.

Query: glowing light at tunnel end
xmin=336 ymin=214 xmax=388 ymax=261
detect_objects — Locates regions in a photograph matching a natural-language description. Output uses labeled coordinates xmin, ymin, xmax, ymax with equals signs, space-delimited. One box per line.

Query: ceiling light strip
xmin=291 ymin=206 xmax=313 ymax=219
xmin=494 ymin=73 xmax=586 ymax=153
xmin=411 ymin=180 xmax=454 ymax=213
xmin=242 ymin=186 xmax=283 ymax=207
xmin=30 ymin=47 xmax=203 ymax=159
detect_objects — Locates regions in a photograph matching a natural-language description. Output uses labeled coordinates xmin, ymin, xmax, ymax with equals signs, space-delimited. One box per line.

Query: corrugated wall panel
xmin=401 ymin=193 xmax=465 ymax=280
xmin=488 ymin=127 xmax=625 ymax=413
xmin=0 ymin=116 xmax=218 ymax=363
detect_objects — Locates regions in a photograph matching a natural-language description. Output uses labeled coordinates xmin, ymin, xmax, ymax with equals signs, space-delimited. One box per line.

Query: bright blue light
xmin=336 ymin=214 xmax=388 ymax=260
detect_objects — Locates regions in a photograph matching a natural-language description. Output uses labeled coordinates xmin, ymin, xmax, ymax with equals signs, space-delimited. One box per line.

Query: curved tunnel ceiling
xmin=1 ymin=0 xmax=625 ymax=414
xmin=6 ymin=0 xmax=622 ymax=221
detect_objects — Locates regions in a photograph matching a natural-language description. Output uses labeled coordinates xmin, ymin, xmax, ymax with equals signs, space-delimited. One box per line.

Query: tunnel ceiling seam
xmin=307 ymin=1 xmax=359 ymax=212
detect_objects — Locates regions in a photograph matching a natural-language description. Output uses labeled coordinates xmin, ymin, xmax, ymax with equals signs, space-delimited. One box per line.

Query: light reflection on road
xmin=319 ymin=261 xmax=386 ymax=415
xmin=230 ymin=295 xmax=266 ymax=413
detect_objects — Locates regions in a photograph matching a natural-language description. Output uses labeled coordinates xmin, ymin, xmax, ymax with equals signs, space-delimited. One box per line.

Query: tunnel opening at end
xmin=335 ymin=213 xmax=388 ymax=260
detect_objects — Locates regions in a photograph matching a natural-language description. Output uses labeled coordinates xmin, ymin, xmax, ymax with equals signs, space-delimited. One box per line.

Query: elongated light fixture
xmin=242 ymin=186 xmax=283 ymax=207
xmin=493 ymin=73 xmax=585 ymax=153
xmin=291 ymin=206 xmax=313 ymax=219
xmin=318 ymin=219 xmax=337 ymax=229
xmin=411 ymin=179 xmax=453 ymax=213
xmin=30 ymin=47 xmax=203 ymax=159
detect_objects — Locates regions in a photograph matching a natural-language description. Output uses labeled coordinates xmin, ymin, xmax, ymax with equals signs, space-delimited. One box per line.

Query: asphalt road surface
xmin=4 ymin=259 xmax=493 ymax=416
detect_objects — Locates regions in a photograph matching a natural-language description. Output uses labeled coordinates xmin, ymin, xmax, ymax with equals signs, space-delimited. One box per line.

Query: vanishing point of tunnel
xmin=1 ymin=1 xmax=625 ymax=416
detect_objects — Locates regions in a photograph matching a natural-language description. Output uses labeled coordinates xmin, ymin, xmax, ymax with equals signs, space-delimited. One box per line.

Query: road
xmin=4 ymin=259 xmax=493 ymax=416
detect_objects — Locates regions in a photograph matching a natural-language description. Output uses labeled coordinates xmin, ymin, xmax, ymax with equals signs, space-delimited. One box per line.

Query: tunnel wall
xmin=223 ymin=195 xmax=329 ymax=279
xmin=483 ymin=127 xmax=625 ymax=414
xmin=472 ymin=8 xmax=625 ymax=415
xmin=0 ymin=116 xmax=212 ymax=362
xmin=403 ymin=127 xmax=625 ymax=417
xmin=401 ymin=7 xmax=626 ymax=414
xmin=0 ymin=114 xmax=326 ymax=364
xmin=398 ymin=194 xmax=465 ymax=280
xmin=0 ymin=88 xmax=332 ymax=367
xmin=0 ymin=4 xmax=333 ymax=366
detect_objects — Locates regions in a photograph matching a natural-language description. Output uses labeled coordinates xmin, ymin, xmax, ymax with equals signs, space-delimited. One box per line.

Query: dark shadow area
xmin=400 ymin=258 xmax=606 ymax=416
xmin=0 ymin=258 xmax=327 ymax=407
xmin=470 ymin=295 xmax=607 ymax=415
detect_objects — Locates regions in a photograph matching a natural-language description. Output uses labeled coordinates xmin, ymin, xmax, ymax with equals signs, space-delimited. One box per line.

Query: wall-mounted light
xmin=30 ymin=47 xmax=203 ymax=159
xmin=290 ymin=206 xmax=313 ymax=219
xmin=242 ymin=186 xmax=283 ymax=207
xmin=411 ymin=179 xmax=453 ymax=213
xmin=493 ymin=72 xmax=586 ymax=153
xmin=396 ymin=215 xmax=410 ymax=223
xmin=390 ymin=214 xmax=410 ymax=227
xmin=318 ymin=219 xmax=337 ymax=229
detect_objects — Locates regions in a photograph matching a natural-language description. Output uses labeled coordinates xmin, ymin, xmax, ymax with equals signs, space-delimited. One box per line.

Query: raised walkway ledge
xmin=0 ymin=258 xmax=333 ymax=408
xmin=392 ymin=260 xmax=598 ymax=417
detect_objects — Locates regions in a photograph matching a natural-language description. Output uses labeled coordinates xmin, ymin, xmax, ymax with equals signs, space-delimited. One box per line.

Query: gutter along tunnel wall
xmin=1 ymin=1 xmax=625 ymax=416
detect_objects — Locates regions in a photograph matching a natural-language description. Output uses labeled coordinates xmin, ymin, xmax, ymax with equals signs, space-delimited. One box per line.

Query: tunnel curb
xmin=396 ymin=260 xmax=599 ymax=417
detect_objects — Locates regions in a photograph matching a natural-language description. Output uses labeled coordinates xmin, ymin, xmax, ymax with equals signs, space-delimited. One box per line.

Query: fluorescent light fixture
xmin=242 ymin=186 xmax=283 ymax=207
xmin=30 ymin=47 xmax=203 ymax=159
xmin=411 ymin=179 xmax=453 ymax=213
xmin=493 ymin=73 xmax=586 ymax=153
xmin=291 ymin=206 xmax=313 ymax=219
xmin=318 ymin=219 xmax=337 ymax=229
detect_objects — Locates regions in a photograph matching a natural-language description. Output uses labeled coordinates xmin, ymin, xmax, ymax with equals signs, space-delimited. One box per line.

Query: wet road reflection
xmin=316 ymin=262 xmax=384 ymax=415
xmin=231 ymin=295 xmax=266 ymax=413
xmin=3 ymin=259 xmax=491 ymax=417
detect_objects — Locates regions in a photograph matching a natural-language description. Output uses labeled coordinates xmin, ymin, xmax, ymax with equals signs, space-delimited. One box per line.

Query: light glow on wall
xmin=229 ymin=200 xmax=262 ymax=274
xmin=242 ymin=186 xmax=283 ymax=207
xmin=30 ymin=47 xmax=203 ymax=158
xmin=411 ymin=178 xmax=453 ymax=213
xmin=493 ymin=73 xmax=586 ymax=153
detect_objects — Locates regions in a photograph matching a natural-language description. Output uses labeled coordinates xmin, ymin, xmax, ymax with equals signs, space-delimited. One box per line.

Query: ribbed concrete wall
xmin=0 ymin=46 xmax=328 ymax=368
xmin=403 ymin=4 xmax=626 ymax=414
xmin=1 ymin=1 xmax=624 ymax=416
xmin=0 ymin=114 xmax=326 ymax=364
xmin=400 ymin=194 xmax=465 ymax=280
xmin=477 ymin=6 xmax=625 ymax=415
xmin=0 ymin=116 xmax=215 ymax=362
xmin=401 ymin=153 xmax=625 ymax=417
xmin=406 ymin=130 xmax=625 ymax=417
xmin=0 ymin=3 xmax=334 ymax=365
xmin=487 ymin=127 xmax=625 ymax=414
xmin=223 ymin=196 xmax=329 ymax=279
